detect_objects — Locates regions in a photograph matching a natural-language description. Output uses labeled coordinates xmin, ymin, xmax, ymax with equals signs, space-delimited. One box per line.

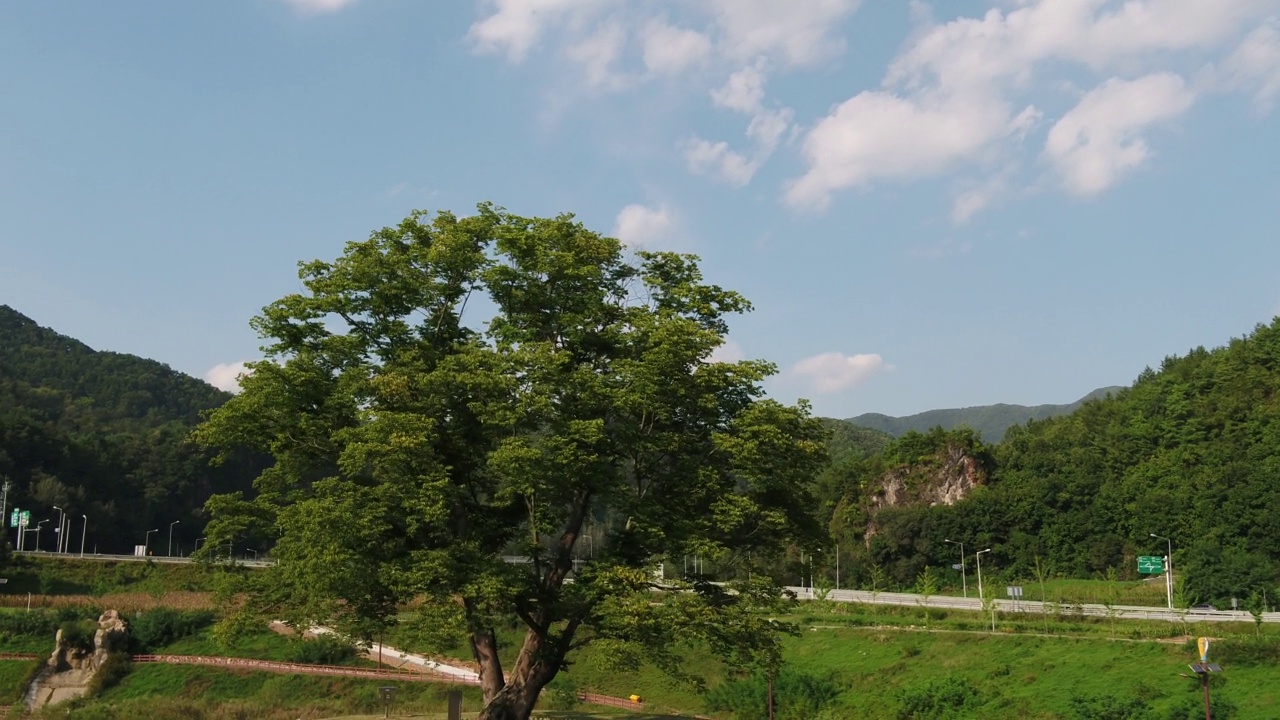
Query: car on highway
xmin=1190 ymin=603 xmax=1218 ymax=612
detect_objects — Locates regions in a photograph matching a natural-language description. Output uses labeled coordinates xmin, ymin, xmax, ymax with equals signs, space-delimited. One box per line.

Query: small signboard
xmin=1006 ymin=586 xmax=1023 ymax=598
xmin=951 ymin=563 xmax=964 ymax=571
xmin=1137 ymin=555 xmax=1165 ymax=574
xmin=8 ymin=509 xmax=16 ymax=527
xmin=18 ymin=510 xmax=29 ymax=527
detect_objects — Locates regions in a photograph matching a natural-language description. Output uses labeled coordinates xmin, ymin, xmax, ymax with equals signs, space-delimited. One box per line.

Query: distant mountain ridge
xmin=847 ymin=386 xmax=1125 ymax=442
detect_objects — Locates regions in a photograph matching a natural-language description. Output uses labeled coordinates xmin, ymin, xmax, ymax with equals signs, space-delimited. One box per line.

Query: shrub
xmin=58 ymin=620 xmax=98 ymax=653
xmin=543 ymin=676 xmax=580 ymax=711
xmin=896 ymin=676 xmax=983 ymax=719
xmin=705 ymin=668 xmax=841 ymax=720
xmin=129 ymin=608 xmax=216 ymax=652
xmin=287 ymin=634 xmax=357 ymax=665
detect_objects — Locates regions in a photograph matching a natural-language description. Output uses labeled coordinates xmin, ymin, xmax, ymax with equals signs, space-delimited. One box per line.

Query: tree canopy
xmin=196 ymin=205 xmax=828 ymax=720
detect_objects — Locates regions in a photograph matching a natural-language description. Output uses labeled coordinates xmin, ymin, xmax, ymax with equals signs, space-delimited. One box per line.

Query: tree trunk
xmin=476 ymin=680 xmax=545 ymax=720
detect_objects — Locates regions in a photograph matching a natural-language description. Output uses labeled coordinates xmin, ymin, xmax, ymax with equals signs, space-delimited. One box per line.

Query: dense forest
xmin=821 ymin=319 xmax=1280 ymax=607
xmin=4 ymin=303 xmax=1279 ymax=607
xmin=0 ymin=305 xmax=259 ymax=557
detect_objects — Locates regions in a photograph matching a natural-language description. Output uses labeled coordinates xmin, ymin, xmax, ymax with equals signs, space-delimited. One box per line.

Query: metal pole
xmin=145 ymin=528 xmax=158 ymax=555
xmin=946 ymin=539 xmax=967 ymax=598
xmin=1151 ymin=534 xmax=1173 ymax=609
xmin=1 ymin=480 xmax=9 ymax=533
xmin=976 ymin=549 xmax=991 ymax=600
xmin=80 ymin=515 xmax=88 ymax=557
xmin=168 ymin=520 xmax=180 ymax=557
xmin=835 ymin=543 xmax=840 ymax=590
xmin=1203 ymin=673 xmax=1212 ymax=720
xmin=53 ymin=506 xmax=64 ymax=553
xmin=36 ymin=519 xmax=47 ymax=551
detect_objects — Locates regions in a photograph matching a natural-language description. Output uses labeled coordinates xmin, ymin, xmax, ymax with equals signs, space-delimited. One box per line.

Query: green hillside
xmin=848 ymin=386 xmax=1124 ymax=442
xmin=827 ymin=319 xmax=1280 ymax=608
xmin=0 ymin=305 xmax=260 ymax=557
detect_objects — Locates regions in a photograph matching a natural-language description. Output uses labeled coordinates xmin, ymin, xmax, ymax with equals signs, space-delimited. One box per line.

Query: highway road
xmin=11 ymin=549 xmax=276 ymax=569
xmin=9 ymin=551 xmax=1273 ymax=624
xmin=784 ymin=586 xmax=1280 ymax=624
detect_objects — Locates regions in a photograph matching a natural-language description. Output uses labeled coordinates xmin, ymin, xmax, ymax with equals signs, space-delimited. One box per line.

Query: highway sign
xmin=17 ymin=510 xmax=29 ymax=527
xmin=8 ymin=509 xmax=16 ymax=526
xmin=1137 ymin=555 xmax=1165 ymax=574
xmin=1007 ymin=586 xmax=1023 ymax=598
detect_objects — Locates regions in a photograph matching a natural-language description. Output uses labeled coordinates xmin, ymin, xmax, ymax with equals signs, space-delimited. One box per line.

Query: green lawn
xmin=0 ymin=659 xmax=41 ymax=705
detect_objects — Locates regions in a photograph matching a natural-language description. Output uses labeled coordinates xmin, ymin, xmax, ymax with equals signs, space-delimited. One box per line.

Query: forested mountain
xmin=848 ymin=386 xmax=1124 ymax=442
xmin=0 ymin=305 xmax=258 ymax=556
xmin=824 ymin=320 xmax=1280 ymax=607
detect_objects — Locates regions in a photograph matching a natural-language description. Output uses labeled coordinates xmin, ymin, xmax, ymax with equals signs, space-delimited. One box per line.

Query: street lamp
xmin=53 ymin=505 xmax=66 ymax=553
xmin=246 ymin=548 xmax=258 ymax=560
xmin=35 ymin=519 xmax=49 ymax=551
xmin=945 ymin=539 xmax=967 ymax=598
xmin=168 ymin=520 xmax=181 ymax=557
xmin=144 ymin=528 xmax=159 ymax=555
xmin=80 ymin=515 xmax=88 ymax=557
xmin=1150 ymin=533 xmax=1174 ymax=610
xmin=975 ymin=548 xmax=992 ymax=599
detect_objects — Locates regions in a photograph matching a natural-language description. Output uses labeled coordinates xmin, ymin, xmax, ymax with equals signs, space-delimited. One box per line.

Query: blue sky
xmin=2 ymin=0 xmax=1279 ymax=420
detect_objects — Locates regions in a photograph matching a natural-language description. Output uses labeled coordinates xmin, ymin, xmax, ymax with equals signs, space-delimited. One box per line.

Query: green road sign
xmin=1138 ymin=555 xmax=1165 ymax=574
xmin=8 ymin=509 xmax=16 ymax=526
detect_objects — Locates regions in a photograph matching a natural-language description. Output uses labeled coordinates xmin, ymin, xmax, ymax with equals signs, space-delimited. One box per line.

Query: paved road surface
xmin=784 ymin=586 xmax=1280 ymax=624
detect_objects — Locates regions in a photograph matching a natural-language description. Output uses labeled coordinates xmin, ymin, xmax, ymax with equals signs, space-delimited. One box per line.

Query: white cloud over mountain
xmin=469 ymin=0 xmax=1280 ymax=217
xmin=791 ymin=352 xmax=893 ymax=393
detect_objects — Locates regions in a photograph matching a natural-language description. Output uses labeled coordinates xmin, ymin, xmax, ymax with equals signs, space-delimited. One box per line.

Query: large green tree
xmin=196 ymin=205 xmax=827 ymax=720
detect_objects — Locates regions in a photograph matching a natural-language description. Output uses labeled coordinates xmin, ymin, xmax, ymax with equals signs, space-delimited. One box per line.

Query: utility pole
xmin=945 ymin=539 xmax=967 ymax=598
xmin=976 ymin=548 xmax=992 ymax=600
xmin=80 ymin=515 xmax=88 ymax=557
xmin=1 ymin=480 xmax=9 ymax=534
xmin=1151 ymin=534 xmax=1174 ymax=610
xmin=168 ymin=520 xmax=181 ymax=557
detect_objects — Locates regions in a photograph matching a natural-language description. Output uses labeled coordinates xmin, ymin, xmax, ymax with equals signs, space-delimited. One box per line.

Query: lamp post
xmin=1150 ymin=533 xmax=1174 ymax=610
xmin=35 ymin=519 xmax=49 ymax=551
xmin=945 ymin=539 xmax=967 ymax=598
xmin=144 ymin=528 xmax=159 ymax=555
xmin=195 ymin=537 xmax=206 ymax=553
xmin=53 ymin=505 xmax=66 ymax=553
xmin=80 ymin=515 xmax=88 ymax=557
xmin=976 ymin=548 xmax=992 ymax=600
xmin=1 ymin=480 xmax=10 ymax=532
xmin=246 ymin=548 xmax=258 ymax=561
xmin=168 ymin=520 xmax=181 ymax=557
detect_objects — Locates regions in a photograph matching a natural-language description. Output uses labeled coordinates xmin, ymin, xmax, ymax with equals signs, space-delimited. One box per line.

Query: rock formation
xmin=29 ymin=609 xmax=129 ymax=710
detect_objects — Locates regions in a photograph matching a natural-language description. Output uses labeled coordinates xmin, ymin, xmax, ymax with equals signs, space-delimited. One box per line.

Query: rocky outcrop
xmin=29 ymin=610 xmax=129 ymax=710
xmin=863 ymin=442 xmax=987 ymax=541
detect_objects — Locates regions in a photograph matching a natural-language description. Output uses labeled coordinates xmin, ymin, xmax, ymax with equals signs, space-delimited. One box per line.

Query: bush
xmin=58 ymin=620 xmax=98 ymax=653
xmin=543 ymin=676 xmax=580 ymax=711
xmin=1066 ymin=692 xmax=1150 ymax=720
xmin=129 ymin=608 xmax=216 ymax=652
xmin=287 ymin=634 xmax=357 ymax=665
xmin=896 ymin=676 xmax=983 ymax=719
xmin=706 ymin=669 xmax=841 ymax=720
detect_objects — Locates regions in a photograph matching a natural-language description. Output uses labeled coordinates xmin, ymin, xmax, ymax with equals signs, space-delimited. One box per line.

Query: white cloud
xmin=791 ymin=352 xmax=892 ymax=393
xmin=469 ymin=0 xmax=604 ymax=62
xmin=786 ymin=88 xmax=1024 ymax=210
xmin=566 ymin=21 xmax=631 ymax=89
xmin=708 ymin=339 xmax=745 ymax=364
xmin=279 ymin=0 xmax=359 ymax=12
xmin=707 ymin=0 xmax=862 ymax=67
xmin=683 ymin=138 xmax=757 ymax=186
xmin=787 ymin=0 xmax=1277 ymax=210
xmin=1219 ymin=19 xmax=1280 ymax=112
xmin=641 ymin=19 xmax=712 ymax=75
xmin=711 ymin=63 xmax=768 ymax=113
xmin=614 ymin=204 xmax=673 ymax=248
xmin=1043 ymin=73 xmax=1196 ymax=196
xmin=205 ymin=362 xmax=252 ymax=393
